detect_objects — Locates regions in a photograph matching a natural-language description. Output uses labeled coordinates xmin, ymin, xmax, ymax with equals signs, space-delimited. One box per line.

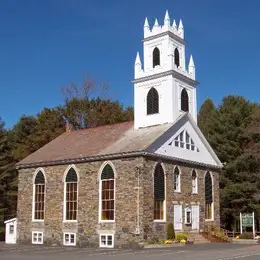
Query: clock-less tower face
xmin=133 ymin=11 xmax=198 ymax=129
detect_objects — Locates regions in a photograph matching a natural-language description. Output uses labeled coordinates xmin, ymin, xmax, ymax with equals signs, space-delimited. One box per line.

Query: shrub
xmin=176 ymin=233 xmax=188 ymax=242
xmin=215 ymin=231 xmax=229 ymax=242
xmin=166 ymin=223 xmax=175 ymax=240
xmin=239 ymin=232 xmax=254 ymax=239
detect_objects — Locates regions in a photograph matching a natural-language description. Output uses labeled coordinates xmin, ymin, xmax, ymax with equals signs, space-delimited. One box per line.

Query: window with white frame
xmin=192 ymin=170 xmax=198 ymax=194
xmin=205 ymin=171 xmax=213 ymax=220
xmin=173 ymin=167 xmax=180 ymax=192
xmin=170 ymin=130 xmax=199 ymax=152
xmin=153 ymin=163 xmax=165 ymax=221
xmin=63 ymin=233 xmax=76 ymax=246
xmin=33 ymin=170 xmax=45 ymax=220
xmin=185 ymin=207 xmax=192 ymax=224
xmin=32 ymin=231 xmax=43 ymax=244
xmin=100 ymin=234 xmax=114 ymax=248
xmin=64 ymin=168 xmax=78 ymax=221
xmin=100 ymin=164 xmax=115 ymax=221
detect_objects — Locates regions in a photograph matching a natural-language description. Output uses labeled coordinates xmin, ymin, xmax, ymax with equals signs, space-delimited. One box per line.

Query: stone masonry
xmin=16 ymin=156 xmax=220 ymax=248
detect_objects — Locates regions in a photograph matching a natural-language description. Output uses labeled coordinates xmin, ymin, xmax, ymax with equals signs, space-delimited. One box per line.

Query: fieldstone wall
xmin=142 ymin=158 xmax=220 ymax=241
xmin=16 ymin=156 xmax=220 ymax=247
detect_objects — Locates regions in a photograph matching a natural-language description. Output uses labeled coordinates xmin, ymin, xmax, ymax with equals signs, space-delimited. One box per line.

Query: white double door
xmin=173 ymin=204 xmax=200 ymax=231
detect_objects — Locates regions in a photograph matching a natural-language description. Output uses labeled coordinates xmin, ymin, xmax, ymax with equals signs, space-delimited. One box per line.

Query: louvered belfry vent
xmin=154 ymin=164 xmax=165 ymax=201
xmin=101 ymin=164 xmax=114 ymax=180
xmin=205 ymin=172 xmax=213 ymax=204
xmin=35 ymin=171 xmax=45 ymax=184
xmin=147 ymin=88 xmax=159 ymax=115
xmin=66 ymin=168 xmax=78 ymax=182
xmin=181 ymin=88 xmax=189 ymax=112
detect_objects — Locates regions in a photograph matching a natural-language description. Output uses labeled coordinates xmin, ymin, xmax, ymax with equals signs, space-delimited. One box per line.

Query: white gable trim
xmin=146 ymin=113 xmax=222 ymax=168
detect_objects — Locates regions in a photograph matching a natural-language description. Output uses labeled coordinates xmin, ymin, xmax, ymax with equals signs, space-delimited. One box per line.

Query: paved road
xmin=1 ymin=243 xmax=260 ymax=260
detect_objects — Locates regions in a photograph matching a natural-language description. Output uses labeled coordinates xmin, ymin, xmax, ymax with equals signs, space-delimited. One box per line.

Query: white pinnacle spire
xmin=178 ymin=19 xmax=184 ymax=29
xmin=164 ymin=10 xmax=170 ymax=26
xmin=189 ymin=55 xmax=195 ymax=67
xmin=154 ymin=18 xmax=159 ymax=27
xmin=172 ymin=19 xmax=177 ymax=29
xmin=188 ymin=55 xmax=195 ymax=79
xmin=178 ymin=19 xmax=184 ymax=38
xmin=135 ymin=51 xmax=141 ymax=65
xmin=144 ymin=17 xmax=149 ymax=28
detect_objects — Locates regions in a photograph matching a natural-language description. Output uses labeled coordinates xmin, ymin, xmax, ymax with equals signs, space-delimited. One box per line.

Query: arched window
xmin=100 ymin=164 xmax=115 ymax=221
xmin=192 ymin=170 xmax=198 ymax=194
xmin=174 ymin=167 xmax=180 ymax=192
xmin=64 ymin=168 xmax=78 ymax=221
xmin=154 ymin=163 xmax=165 ymax=220
xmin=153 ymin=47 xmax=160 ymax=68
xmin=181 ymin=88 xmax=189 ymax=112
xmin=205 ymin=172 xmax=213 ymax=220
xmin=174 ymin=48 xmax=180 ymax=68
xmin=147 ymin=88 xmax=159 ymax=115
xmin=33 ymin=170 xmax=45 ymax=220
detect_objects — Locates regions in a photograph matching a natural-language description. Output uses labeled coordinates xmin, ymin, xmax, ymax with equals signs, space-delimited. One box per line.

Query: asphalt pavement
xmin=1 ymin=243 xmax=260 ymax=260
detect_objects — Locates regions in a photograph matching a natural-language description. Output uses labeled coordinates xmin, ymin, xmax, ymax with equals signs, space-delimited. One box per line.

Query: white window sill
xmin=205 ymin=219 xmax=214 ymax=222
xmin=63 ymin=243 xmax=76 ymax=246
xmin=32 ymin=219 xmax=44 ymax=222
xmin=99 ymin=220 xmax=115 ymax=224
xmin=63 ymin=220 xmax=77 ymax=223
xmin=153 ymin=220 xmax=166 ymax=223
xmin=174 ymin=190 xmax=181 ymax=193
xmin=191 ymin=192 xmax=198 ymax=195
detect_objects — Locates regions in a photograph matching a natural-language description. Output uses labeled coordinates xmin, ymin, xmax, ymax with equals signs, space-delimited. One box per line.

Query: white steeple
xmin=134 ymin=11 xmax=199 ymax=129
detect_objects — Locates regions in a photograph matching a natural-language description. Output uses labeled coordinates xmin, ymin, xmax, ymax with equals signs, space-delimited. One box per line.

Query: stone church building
xmin=15 ymin=11 xmax=222 ymax=248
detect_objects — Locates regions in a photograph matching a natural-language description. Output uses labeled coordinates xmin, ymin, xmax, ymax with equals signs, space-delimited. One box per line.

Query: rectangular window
xmin=154 ymin=200 xmax=164 ymax=220
xmin=34 ymin=184 xmax=45 ymax=220
xmin=63 ymin=233 xmax=76 ymax=246
xmin=185 ymin=208 xmax=192 ymax=224
xmin=99 ymin=234 xmax=114 ymax=248
xmin=9 ymin=225 xmax=14 ymax=234
xmin=66 ymin=183 xmax=77 ymax=220
xmin=32 ymin=232 xmax=43 ymax=244
xmin=101 ymin=179 xmax=115 ymax=221
xmin=205 ymin=203 xmax=213 ymax=220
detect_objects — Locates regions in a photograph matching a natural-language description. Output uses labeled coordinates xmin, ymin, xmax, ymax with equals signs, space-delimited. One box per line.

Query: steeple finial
xmin=144 ymin=17 xmax=149 ymax=28
xmin=178 ymin=19 xmax=184 ymax=29
xmin=188 ymin=55 xmax=195 ymax=67
xmin=154 ymin=18 xmax=159 ymax=27
xmin=188 ymin=55 xmax=195 ymax=79
xmin=178 ymin=19 xmax=184 ymax=38
xmin=172 ymin=19 xmax=177 ymax=29
xmin=164 ymin=10 xmax=170 ymax=26
xmin=135 ymin=52 xmax=141 ymax=65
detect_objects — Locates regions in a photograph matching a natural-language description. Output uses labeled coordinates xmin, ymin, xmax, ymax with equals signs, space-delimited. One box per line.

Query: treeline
xmin=0 ymin=88 xmax=259 ymax=235
xmin=0 ymin=81 xmax=134 ymax=236
xmin=198 ymin=96 xmax=260 ymax=231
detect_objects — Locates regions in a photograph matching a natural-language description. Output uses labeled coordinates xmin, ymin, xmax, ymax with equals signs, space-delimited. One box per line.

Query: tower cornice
xmin=143 ymin=30 xmax=185 ymax=45
xmin=132 ymin=69 xmax=199 ymax=87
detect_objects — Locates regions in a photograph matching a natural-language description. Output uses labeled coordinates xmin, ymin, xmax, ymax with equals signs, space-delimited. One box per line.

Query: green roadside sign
xmin=241 ymin=213 xmax=253 ymax=227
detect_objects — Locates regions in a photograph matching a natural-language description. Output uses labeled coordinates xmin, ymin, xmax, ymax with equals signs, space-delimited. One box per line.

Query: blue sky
xmin=0 ymin=0 xmax=260 ymax=128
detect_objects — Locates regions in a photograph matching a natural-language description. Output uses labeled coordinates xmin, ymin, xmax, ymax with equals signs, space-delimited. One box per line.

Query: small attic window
xmin=171 ymin=130 xmax=198 ymax=152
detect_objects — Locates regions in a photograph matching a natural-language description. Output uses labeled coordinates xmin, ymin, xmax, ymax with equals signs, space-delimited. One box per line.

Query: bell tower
xmin=133 ymin=10 xmax=199 ymax=129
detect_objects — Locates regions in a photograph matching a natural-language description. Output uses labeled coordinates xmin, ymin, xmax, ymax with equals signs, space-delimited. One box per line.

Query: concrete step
xmin=188 ymin=233 xmax=211 ymax=244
